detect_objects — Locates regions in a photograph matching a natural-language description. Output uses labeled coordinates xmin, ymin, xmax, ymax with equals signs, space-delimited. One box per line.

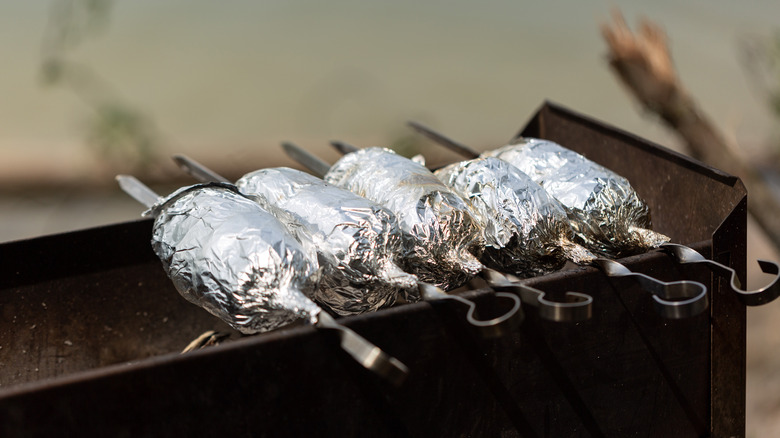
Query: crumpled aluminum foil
xmin=435 ymin=157 xmax=595 ymax=277
xmin=235 ymin=167 xmax=420 ymax=315
xmin=145 ymin=182 xmax=321 ymax=334
xmin=483 ymin=138 xmax=669 ymax=258
xmin=325 ymin=147 xmax=484 ymax=290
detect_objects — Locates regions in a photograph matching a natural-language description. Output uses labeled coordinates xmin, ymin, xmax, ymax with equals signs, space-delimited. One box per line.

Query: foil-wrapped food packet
xmin=483 ymin=138 xmax=669 ymax=258
xmin=145 ymin=182 xmax=322 ymax=334
xmin=235 ymin=167 xmax=419 ymax=314
xmin=325 ymin=147 xmax=484 ymax=290
xmin=435 ymin=157 xmax=595 ymax=277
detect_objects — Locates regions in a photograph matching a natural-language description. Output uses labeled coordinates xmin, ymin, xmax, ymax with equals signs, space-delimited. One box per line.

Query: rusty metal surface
xmin=0 ymin=102 xmax=747 ymax=437
xmin=0 ymin=219 xmax=240 ymax=387
xmin=517 ymin=101 xmax=747 ymax=436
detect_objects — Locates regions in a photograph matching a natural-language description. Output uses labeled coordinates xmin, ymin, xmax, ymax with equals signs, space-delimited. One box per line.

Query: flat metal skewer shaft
xmin=281 ymin=142 xmax=332 ymax=178
xmin=172 ymin=154 xmax=230 ymax=183
xmin=329 ymin=140 xmax=360 ymax=155
xmin=316 ymin=312 xmax=409 ymax=386
xmin=407 ymin=120 xmax=480 ymax=159
xmin=116 ymin=174 xmax=160 ymax=208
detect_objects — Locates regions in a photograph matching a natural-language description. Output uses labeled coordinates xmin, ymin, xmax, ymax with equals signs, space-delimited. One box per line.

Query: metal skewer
xmin=116 ymin=174 xmax=410 ymax=386
xmin=173 ymin=153 xmax=526 ymax=336
xmin=661 ymin=243 xmax=780 ymax=306
xmin=280 ymin=142 xmax=333 ymax=177
xmin=409 ymin=120 xmax=780 ymax=308
xmin=407 ymin=120 xmax=480 ymax=158
xmin=480 ymin=269 xmax=593 ymax=322
xmin=593 ymin=259 xmax=708 ymax=319
xmin=329 ymin=140 xmax=360 ymax=155
xmin=116 ymin=174 xmax=161 ymax=208
xmin=328 ymin=140 xmax=711 ymax=319
xmin=418 ymin=282 xmax=523 ymax=338
xmin=403 ymin=123 xmax=717 ymax=431
xmin=405 ymin=121 xmax=720 ymax=318
xmin=170 ymin=155 xmax=541 ymax=433
xmin=324 ymin=142 xmax=601 ymax=434
xmin=284 ymin=142 xmax=593 ymax=323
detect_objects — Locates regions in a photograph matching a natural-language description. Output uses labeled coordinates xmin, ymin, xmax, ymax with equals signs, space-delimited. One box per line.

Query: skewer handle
xmin=481 ymin=269 xmax=593 ymax=322
xmin=594 ymin=258 xmax=709 ymax=319
xmin=661 ymin=243 xmax=780 ymax=306
xmin=419 ymin=283 xmax=524 ymax=338
xmin=316 ymin=312 xmax=409 ymax=386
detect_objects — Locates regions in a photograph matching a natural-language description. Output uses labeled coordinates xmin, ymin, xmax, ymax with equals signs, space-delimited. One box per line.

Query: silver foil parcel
xmin=483 ymin=138 xmax=669 ymax=258
xmin=325 ymin=147 xmax=484 ymax=290
xmin=235 ymin=167 xmax=419 ymax=315
xmin=435 ymin=157 xmax=595 ymax=277
xmin=145 ymin=182 xmax=321 ymax=334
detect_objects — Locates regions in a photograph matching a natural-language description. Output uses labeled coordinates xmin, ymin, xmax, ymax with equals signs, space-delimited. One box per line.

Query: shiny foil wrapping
xmin=483 ymin=138 xmax=669 ymax=258
xmin=325 ymin=147 xmax=484 ymax=290
xmin=235 ymin=167 xmax=419 ymax=315
xmin=435 ymin=157 xmax=595 ymax=277
xmin=145 ymin=182 xmax=321 ymax=334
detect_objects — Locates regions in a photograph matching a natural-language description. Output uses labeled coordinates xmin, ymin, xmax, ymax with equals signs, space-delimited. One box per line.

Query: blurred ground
xmin=745 ymin=218 xmax=780 ymax=437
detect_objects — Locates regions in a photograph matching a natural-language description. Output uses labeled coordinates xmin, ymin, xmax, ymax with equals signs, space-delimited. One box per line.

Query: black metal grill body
xmin=0 ymin=102 xmax=747 ymax=437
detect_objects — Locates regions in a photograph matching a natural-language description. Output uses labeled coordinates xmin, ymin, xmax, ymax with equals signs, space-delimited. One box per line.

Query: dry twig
xmin=181 ymin=330 xmax=231 ymax=353
xmin=602 ymin=9 xmax=780 ymax=252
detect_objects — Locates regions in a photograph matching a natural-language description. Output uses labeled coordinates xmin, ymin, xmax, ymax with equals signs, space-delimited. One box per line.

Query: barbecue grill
xmin=0 ymin=101 xmax=760 ymax=437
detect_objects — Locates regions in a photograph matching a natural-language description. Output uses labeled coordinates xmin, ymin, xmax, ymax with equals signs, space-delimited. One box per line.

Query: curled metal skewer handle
xmin=593 ymin=259 xmax=709 ymax=319
xmin=481 ymin=269 xmax=593 ymax=322
xmin=316 ymin=312 xmax=409 ymax=386
xmin=418 ymin=283 xmax=523 ymax=338
xmin=661 ymin=243 xmax=780 ymax=307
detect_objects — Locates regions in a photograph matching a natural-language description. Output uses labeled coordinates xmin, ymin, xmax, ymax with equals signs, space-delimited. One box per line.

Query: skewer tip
xmin=115 ymin=174 xmax=160 ymax=208
xmin=280 ymin=141 xmax=332 ymax=178
xmin=405 ymin=121 xmax=480 ymax=159
xmin=329 ymin=140 xmax=359 ymax=155
xmin=171 ymin=154 xmax=231 ymax=183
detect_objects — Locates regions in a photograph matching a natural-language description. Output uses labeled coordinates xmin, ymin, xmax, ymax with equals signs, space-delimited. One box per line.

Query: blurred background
xmin=1 ymin=1 xmax=779 ymax=435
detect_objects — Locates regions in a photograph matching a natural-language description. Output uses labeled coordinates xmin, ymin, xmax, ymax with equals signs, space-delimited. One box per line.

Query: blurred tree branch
xmin=602 ymin=10 xmax=780 ymax=252
xmin=739 ymin=31 xmax=780 ymax=149
xmin=41 ymin=0 xmax=160 ymax=170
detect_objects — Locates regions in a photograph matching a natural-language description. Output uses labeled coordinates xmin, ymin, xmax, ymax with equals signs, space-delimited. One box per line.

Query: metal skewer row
xmin=172 ymin=154 xmax=526 ymax=337
xmin=116 ymin=174 xmax=409 ymax=386
xmin=326 ymin=139 xmax=709 ymax=319
xmin=406 ymin=120 xmax=780 ymax=309
xmin=173 ymin=154 xmax=599 ymax=436
xmin=322 ymin=133 xmax=721 ymax=436
xmin=281 ymin=142 xmax=595 ymax=323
